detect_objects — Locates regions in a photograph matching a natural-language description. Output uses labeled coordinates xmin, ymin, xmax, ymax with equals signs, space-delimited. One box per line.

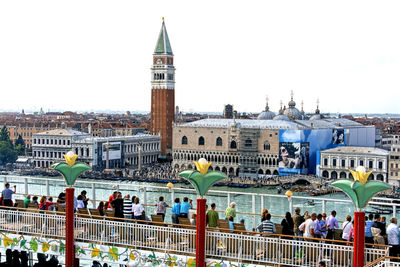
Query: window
xmin=263 ymin=141 xmax=270 ymax=150
xmin=369 ymin=161 xmax=373 ymax=169
xmin=324 ymin=158 xmax=328 ymax=166
xmin=378 ymin=162 xmax=383 ymax=169
xmin=181 ymin=136 xmax=188 ymax=145
xmin=359 ymin=160 xmax=363 ymax=166
xmin=245 ymin=139 xmax=252 ymax=148
xmin=332 ymin=159 xmax=337 ymax=167
xmin=198 ymin=136 xmax=205 ymax=146
xmin=68 ymin=140 xmax=70 ymax=146
xmin=350 ymin=160 xmax=355 ymax=168
xmin=230 ymin=140 xmax=237 ymax=149
xmin=216 ymin=137 xmax=222 ymax=146
xmin=342 ymin=159 xmax=345 ymax=167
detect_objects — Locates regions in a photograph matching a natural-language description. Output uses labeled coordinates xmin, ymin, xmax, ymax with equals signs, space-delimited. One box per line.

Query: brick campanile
xmin=150 ymin=18 xmax=175 ymax=157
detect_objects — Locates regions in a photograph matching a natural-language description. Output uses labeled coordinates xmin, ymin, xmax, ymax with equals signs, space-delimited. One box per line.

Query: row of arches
xmin=174 ymin=152 xmax=239 ymax=164
xmin=321 ymin=170 xmax=384 ymax=181
xmin=175 ymin=163 xmax=279 ymax=177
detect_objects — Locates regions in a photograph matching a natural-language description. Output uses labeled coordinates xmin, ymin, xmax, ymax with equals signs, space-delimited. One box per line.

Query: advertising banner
xmin=278 ymin=142 xmax=309 ymax=175
xmin=102 ymin=142 xmax=121 ymax=161
xmin=279 ymin=129 xmax=346 ymax=175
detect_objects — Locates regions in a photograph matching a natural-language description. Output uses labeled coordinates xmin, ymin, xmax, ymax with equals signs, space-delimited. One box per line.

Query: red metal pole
xmin=196 ymin=198 xmax=207 ymax=267
xmin=65 ymin=187 xmax=75 ymax=267
xmin=353 ymin=211 xmax=365 ymax=267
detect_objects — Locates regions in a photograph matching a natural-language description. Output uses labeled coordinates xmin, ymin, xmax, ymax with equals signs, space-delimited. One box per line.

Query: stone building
xmin=172 ymin=96 xmax=377 ymax=178
xmin=319 ymin=146 xmax=388 ymax=181
xmin=32 ymin=129 xmax=160 ymax=170
xmin=388 ymin=135 xmax=400 ymax=185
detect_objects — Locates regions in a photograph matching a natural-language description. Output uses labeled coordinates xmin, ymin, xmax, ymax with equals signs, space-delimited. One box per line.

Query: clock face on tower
xmin=156 ymin=58 xmax=162 ymax=65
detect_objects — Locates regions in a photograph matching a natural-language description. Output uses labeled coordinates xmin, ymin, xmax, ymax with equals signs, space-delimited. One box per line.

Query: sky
xmin=0 ymin=1 xmax=399 ymax=114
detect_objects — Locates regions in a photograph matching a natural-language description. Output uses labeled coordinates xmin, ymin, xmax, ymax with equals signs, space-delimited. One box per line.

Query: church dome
xmin=258 ymin=110 xmax=275 ymax=120
xmin=257 ymin=98 xmax=275 ymax=120
xmin=273 ymin=114 xmax=291 ymax=121
xmin=282 ymin=92 xmax=303 ymax=121
xmin=309 ymin=114 xmax=323 ymax=120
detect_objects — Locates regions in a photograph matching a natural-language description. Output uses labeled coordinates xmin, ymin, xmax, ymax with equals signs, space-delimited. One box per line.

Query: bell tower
xmin=150 ymin=18 xmax=175 ymax=157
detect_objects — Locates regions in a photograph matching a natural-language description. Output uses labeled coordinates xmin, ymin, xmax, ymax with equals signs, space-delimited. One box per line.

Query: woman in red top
xmin=39 ymin=196 xmax=55 ymax=211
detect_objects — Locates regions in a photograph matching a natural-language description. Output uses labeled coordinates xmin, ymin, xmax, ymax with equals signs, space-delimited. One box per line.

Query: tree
xmin=15 ymin=135 xmax=25 ymax=156
xmin=0 ymin=126 xmax=17 ymax=165
xmin=0 ymin=126 xmax=11 ymax=142
xmin=0 ymin=141 xmax=17 ymax=166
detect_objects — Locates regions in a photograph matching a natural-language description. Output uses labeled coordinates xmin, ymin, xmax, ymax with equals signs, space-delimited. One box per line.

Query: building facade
xmin=33 ymin=129 xmax=161 ymax=170
xmin=150 ymin=19 xmax=175 ymax=157
xmin=172 ymin=114 xmax=376 ymax=178
xmin=32 ymin=129 xmax=91 ymax=168
xmin=318 ymin=146 xmax=388 ymax=181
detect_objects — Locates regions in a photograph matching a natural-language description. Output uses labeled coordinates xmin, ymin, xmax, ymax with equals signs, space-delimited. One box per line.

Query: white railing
xmin=0 ymin=208 xmax=388 ymax=266
xmin=2 ymin=174 xmax=400 ymax=230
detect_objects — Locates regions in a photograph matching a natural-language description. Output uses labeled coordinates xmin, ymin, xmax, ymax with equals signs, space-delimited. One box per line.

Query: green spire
xmin=154 ymin=18 xmax=173 ymax=55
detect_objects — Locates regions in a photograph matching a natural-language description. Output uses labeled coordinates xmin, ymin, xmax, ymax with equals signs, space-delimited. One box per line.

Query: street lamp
xmin=332 ymin=166 xmax=390 ymax=267
xmin=51 ymin=151 xmax=91 ymax=267
xmin=179 ymin=158 xmax=226 ymax=267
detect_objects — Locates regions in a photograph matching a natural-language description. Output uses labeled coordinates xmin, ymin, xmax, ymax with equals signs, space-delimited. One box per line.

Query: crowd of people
xmin=128 ymin=163 xmax=180 ymax=181
xmin=255 ymin=207 xmax=400 ymax=258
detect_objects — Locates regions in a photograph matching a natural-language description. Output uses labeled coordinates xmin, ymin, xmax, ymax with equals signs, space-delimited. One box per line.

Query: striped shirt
xmin=123 ymin=199 xmax=132 ymax=216
xmin=257 ymin=220 xmax=276 ymax=234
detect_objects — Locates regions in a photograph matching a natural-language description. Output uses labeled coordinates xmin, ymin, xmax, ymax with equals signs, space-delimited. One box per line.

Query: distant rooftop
xmin=35 ymin=129 xmax=90 ymax=136
xmin=176 ymin=118 xmax=363 ymax=130
xmin=321 ymin=146 xmax=389 ymax=156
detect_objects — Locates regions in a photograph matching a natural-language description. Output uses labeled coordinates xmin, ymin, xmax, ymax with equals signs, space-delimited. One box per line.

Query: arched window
xmin=230 ymin=140 xmax=237 ymax=149
xmin=216 ymin=137 xmax=222 ymax=146
xmin=264 ymin=141 xmax=270 ymax=150
xmin=245 ymin=139 xmax=252 ymax=147
xmin=198 ymin=136 xmax=205 ymax=146
xmin=182 ymin=136 xmax=188 ymax=145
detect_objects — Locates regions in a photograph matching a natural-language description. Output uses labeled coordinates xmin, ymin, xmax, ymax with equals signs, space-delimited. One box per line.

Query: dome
xmin=309 ymin=114 xmax=324 ymax=120
xmin=282 ymin=92 xmax=303 ymax=121
xmin=273 ymin=114 xmax=291 ymax=121
xmin=258 ymin=110 xmax=275 ymax=120
xmin=283 ymin=107 xmax=303 ymax=121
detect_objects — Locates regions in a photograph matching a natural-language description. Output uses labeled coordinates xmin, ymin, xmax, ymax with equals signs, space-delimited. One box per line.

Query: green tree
xmin=0 ymin=126 xmax=18 ymax=165
xmin=0 ymin=126 xmax=11 ymax=142
xmin=15 ymin=135 xmax=25 ymax=156
xmin=0 ymin=141 xmax=17 ymax=165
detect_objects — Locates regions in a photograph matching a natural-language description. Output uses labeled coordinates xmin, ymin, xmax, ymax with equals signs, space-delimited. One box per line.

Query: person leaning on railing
xmin=1 ymin=183 xmax=16 ymax=206
xmin=225 ymin=202 xmax=236 ymax=221
xmin=171 ymin=198 xmax=180 ymax=224
xmin=206 ymin=203 xmax=219 ymax=227
xmin=256 ymin=213 xmax=276 ymax=234
xmin=326 ymin=210 xmax=339 ymax=240
xmin=387 ymin=217 xmax=399 ymax=258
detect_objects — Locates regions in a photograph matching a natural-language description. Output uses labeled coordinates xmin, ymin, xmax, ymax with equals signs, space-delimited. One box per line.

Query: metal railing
xmin=2 ymin=174 xmax=400 ymax=229
xmin=0 ymin=208 xmax=388 ymax=266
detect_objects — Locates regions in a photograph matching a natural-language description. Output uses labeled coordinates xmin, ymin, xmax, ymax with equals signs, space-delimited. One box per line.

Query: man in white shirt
xmin=387 ymin=218 xmax=399 ymax=257
xmin=341 ymin=215 xmax=353 ymax=241
xmin=304 ymin=213 xmax=317 ymax=238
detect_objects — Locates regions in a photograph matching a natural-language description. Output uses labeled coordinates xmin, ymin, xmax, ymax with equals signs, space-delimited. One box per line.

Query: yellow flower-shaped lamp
xmin=167 ymin=182 xmax=173 ymax=189
xmin=51 ymin=151 xmax=91 ymax=186
xmin=332 ymin=166 xmax=391 ymax=210
xmin=179 ymin=158 xmax=226 ymax=197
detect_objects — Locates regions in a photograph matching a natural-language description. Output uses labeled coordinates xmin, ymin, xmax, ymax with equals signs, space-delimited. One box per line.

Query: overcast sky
xmin=0 ymin=1 xmax=399 ymax=114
